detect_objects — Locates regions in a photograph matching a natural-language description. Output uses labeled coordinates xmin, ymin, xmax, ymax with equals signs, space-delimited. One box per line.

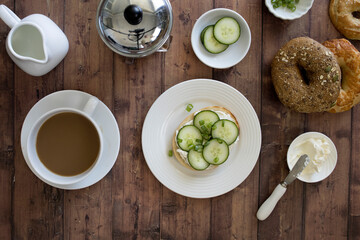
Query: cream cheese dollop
xmin=289 ymin=137 xmax=331 ymax=175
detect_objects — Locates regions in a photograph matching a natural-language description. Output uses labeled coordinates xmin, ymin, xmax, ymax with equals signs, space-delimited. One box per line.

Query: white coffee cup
xmin=26 ymin=96 xmax=103 ymax=186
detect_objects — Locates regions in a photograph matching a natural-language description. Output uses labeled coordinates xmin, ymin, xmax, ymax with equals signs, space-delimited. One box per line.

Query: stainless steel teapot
xmin=96 ymin=0 xmax=173 ymax=58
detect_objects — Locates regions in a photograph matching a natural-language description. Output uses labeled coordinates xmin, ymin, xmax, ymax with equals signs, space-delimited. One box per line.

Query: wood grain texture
xmin=303 ymin=2 xmax=350 ymax=240
xmin=12 ymin=0 xmax=65 ymax=239
xmin=0 ymin=0 xmax=359 ymax=239
xmin=160 ymin=0 xmax=214 ymax=239
xmin=0 ymin=2 xmax=14 ymax=239
xmin=258 ymin=4 xmax=309 ymax=240
xmin=63 ymin=0 xmax=113 ymax=239
xmin=211 ymin=0 xmax=262 ymax=239
xmin=112 ymin=54 xmax=163 ymax=240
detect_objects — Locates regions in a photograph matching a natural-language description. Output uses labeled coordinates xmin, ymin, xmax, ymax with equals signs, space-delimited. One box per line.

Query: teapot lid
xmin=96 ymin=0 xmax=173 ymax=58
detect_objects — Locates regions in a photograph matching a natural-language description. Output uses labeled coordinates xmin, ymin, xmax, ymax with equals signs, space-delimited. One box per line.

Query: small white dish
xmin=265 ymin=0 xmax=314 ymax=20
xmin=191 ymin=8 xmax=251 ymax=69
xmin=287 ymin=132 xmax=337 ymax=183
xmin=21 ymin=90 xmax=120 ymax=189
xmin=142 ymin=79 xmax=261 ymax=198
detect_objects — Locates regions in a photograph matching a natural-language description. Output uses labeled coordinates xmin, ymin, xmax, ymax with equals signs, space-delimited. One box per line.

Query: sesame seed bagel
xmin=271 ymin=37 xmax=341 ymax=113
xmin=323 ymin=39 xmax=360 ymax=113
xmin=172 ymin=106 xmax=239 ymax=171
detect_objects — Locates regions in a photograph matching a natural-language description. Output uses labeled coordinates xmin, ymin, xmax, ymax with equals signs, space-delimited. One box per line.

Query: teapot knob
xmin=124 ymin=5 xmax=143 ymax=25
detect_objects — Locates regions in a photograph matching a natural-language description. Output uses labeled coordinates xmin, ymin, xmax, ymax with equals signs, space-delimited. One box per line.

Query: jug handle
xmin=0 ymin=5 xmax=20 ymax=28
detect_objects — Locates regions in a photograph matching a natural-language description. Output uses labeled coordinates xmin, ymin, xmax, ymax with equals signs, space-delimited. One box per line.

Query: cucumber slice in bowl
xmin=177 ymin=125 xmax=203 ymax=151
xmin=200 ymin=25 xmax=211 ymax=44
xmin=213 ymin=17 xmax=241 ymax=45
xmin=194 ymin=110 xmax=220 ymax=134
xmin=188 ymin=149 xmax=210 ymax=170
xmin=203 ymin=25 xmax=228 ymax=54
xmin=212 ymin=119 xmax=239 ymax=145
xmin=203 ymin=139 xmax=229 ymax=165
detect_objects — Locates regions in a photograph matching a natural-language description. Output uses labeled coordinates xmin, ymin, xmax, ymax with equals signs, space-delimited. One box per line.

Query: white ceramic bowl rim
xmin=191 ymin=8 xmax=251 ymax=69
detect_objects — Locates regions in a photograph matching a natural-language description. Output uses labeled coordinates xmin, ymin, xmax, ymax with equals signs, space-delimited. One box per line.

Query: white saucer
xmin=142 ymin=79 xmax=261 ymax=198
xmin=20 ymin=90 xmax=120 ymax=189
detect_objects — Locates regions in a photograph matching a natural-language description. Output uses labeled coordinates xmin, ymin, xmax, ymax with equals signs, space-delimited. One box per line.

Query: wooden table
xmin=0 ymin=0 xmax=359 ymax=239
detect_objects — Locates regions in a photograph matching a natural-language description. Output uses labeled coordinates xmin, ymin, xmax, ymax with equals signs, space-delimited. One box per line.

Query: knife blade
xmin=282 ymin=154 xmax=310 ymax=187
xmin=256 ymin=154 xmax=310 ymax=221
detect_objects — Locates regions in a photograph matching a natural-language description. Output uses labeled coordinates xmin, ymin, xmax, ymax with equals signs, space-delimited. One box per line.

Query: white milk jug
xmin=0 ymin=5 xmax=69 ymax=76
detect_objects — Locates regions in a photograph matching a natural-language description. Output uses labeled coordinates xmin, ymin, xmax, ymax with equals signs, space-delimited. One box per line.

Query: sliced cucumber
xmin=200 ymin=25 xmax=211 ymax=44
xmin=213 ymin=17 xmax=241 ymax=45
xmin=203 ymin=25 xmax=228 ymax=54
xmin=188 ymin=149 xmax=210 ymax=170
xmin=202 ymin=138 xmax=229 ymax=165
xmin=194 ymin=110 xmax=219 ymax=135
xmin=211 ymin=119 xmax=239 ymax=145
xmin=177 ymin=125 xmax=203 ymax=151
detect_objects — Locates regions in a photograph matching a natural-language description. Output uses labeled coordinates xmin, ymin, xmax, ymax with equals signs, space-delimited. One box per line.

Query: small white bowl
xmin=287 ymin=132 xmax=337 ymax=183
xmin=191 ymin=8 xmax=251 ymax=69
xmin=265 ymin=0 xmax=314 ymax=20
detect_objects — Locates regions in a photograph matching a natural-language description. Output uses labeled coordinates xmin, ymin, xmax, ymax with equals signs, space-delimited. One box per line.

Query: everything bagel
xmin=329 ymin=0 xmax=360 ymax=40
xmin=271 ymin=37 xmax=341 ymax=113
xmin=323 ymin=39 xmax=360 ymax=113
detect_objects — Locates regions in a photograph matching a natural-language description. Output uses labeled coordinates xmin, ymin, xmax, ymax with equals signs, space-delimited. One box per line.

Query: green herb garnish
xmin=186 ymin=104 xmax=193 ymax=112
xmin=222 ymin=120 xmax=225 ymax=127
xmin=199 ymin=120 xmax=205 ymax=125
xmin=178 ymin=139 xmax=183 ymax=143
xmin=168 ymin=150 xmax=173 ymax=157
xmin=325 ymin=66 xmax=331 ymax=73
xmin=214 ymin=157 xmax=219 ymax=163
xmin=271 ymin=0 xmax=299 ymax=12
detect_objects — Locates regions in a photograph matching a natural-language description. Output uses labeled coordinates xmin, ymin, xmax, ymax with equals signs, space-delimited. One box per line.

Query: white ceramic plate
xmin=265 ymin=0 xmax=314 ymax=20
xmin=21 ymin=90 xmax=120 ymax=189
xmin=287 ymin=132 xmax=337 ymax=183
xmin=142 ymin=79 xmax=261 ymax=198
xmin=191 ymin=8 xmax=251 ymax=69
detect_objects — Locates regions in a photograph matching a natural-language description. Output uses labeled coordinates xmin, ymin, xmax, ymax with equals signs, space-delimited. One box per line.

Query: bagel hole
xmin=352 ymin=11 xmax=360 ymax=19
xmin=298 ymin=65 xmax=310 ymax=85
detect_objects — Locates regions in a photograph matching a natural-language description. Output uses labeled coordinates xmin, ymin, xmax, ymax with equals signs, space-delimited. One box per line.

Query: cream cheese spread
xmin=289 ymin=137 xmax=331 ymax=175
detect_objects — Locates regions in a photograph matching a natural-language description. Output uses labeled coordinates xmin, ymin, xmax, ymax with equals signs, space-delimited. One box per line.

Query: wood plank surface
xmin=0 ymin=0 xmax=359 ymax=239
xmin=0 ymin=1 xmax=14 ymax=239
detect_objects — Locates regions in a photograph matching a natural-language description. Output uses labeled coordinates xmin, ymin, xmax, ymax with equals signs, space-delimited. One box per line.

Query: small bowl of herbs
xmin=265 ymin=0 xmax=314 ymax=20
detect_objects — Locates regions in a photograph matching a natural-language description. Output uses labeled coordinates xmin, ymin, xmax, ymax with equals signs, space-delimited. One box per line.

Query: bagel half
xmin=172 ymin=106 xmax=240 ymax=171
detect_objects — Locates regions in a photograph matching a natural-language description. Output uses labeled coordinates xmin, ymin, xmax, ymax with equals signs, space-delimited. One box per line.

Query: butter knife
xmin=256 ymin=154 xmax=310 ymax=221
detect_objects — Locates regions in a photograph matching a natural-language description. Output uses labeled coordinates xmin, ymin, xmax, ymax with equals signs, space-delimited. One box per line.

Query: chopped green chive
xmin=222 ymin=120 xmax=225 ymax=127
xmin=186 ymin=104 xmax=193 ymax=112
xmin=168 ymin=150 xmax=173 ymax=157
xmin=214 ymin=157 xmax=219 ymax=163
xmin=199 ymin=120 xmax=205 ymax=125
xmin=271 ymin=0 xmax=298 ymax=11
xmin=217 ymin=139 xmax=223 ymax=144
xmin=212 ymin=125 xmax=217 ymax=130
xmin=178 ymin=139 xmax=183 ymax=143
xmin=333 ymin=74 xmax=339 ymax=82
xmin=195 ymin=139 xmax=202 ymax=144
xmin=201 ymin=125 xmax=208 ymax=133
xmin=194 ymin=145 xmax=203 ymax=151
